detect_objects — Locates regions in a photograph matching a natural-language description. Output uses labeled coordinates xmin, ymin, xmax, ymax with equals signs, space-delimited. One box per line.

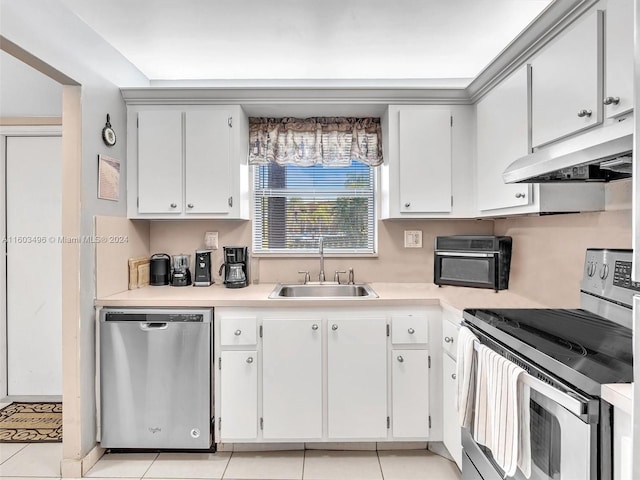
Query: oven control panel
xmin=613 ymin=260 xmax=640 ymax=291
xmin=581 ymin=249 xmax=634 ymax=312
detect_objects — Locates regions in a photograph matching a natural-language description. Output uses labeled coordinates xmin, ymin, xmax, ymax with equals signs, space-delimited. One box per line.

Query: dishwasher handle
xmin=139 ymin=322 xmax=169 ymax=330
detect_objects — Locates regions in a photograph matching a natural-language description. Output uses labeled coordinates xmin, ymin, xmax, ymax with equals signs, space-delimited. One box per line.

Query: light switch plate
xmin=205 ymin=231 xmax=218 ymax=249
xmin=404 ymin=230 xmax=423 ymax=248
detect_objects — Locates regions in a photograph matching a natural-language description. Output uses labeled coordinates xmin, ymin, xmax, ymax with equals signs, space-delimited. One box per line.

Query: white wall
xmin=0 ymin=51 xmax=62 ymax=117
xmin=0 ymin=0 xmax=149 ymax=464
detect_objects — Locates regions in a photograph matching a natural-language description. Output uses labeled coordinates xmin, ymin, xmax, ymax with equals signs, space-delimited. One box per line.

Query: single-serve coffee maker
xmin=171 ymin=254 xmax=192 ymax=286
xmin=218 ymin=246 xmax=249 ymax=288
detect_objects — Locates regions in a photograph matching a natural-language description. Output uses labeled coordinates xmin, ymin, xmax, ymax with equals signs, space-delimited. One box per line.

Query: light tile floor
xmin=0 ymin=443 xmax=461 ymax=480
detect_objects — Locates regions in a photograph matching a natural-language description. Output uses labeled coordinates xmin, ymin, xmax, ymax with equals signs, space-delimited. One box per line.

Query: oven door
xmin=462 ymin=388 xmax=596 ymax=480
xmin=434 ymin=251 xmax=498 ymax=289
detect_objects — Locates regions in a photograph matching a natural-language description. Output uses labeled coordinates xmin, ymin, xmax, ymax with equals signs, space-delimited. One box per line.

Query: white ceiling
xmin=60 ymin=0 xmax=552 ymax=84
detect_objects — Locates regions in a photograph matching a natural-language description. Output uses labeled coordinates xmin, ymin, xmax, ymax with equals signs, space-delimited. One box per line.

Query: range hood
xmin=503 ymin=118 xmax=633 ymax=183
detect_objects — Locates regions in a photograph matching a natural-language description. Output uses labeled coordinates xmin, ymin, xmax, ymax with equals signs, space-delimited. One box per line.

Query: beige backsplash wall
xmin=493 ymin=179 xmax=632 ymax=308
xmin=140 ymin=179 xmax=631 ymax=306
xmin=149 ymin=218 xmax=494 ymax=285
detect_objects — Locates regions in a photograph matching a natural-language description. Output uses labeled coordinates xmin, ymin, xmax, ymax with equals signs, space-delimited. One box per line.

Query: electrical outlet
xmin=205 ymin=231 xmax=218 ymax=249
xmin=404 ymin=230 xmax=423 ymax=248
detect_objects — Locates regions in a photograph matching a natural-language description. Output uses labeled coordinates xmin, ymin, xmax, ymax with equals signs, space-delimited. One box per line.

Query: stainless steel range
xmin=462 ymin=248 xmax=634 ymax=480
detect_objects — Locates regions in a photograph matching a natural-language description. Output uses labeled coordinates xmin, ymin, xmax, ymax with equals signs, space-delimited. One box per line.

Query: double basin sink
xmin=269 ymin=283 xmax=378 ymax=299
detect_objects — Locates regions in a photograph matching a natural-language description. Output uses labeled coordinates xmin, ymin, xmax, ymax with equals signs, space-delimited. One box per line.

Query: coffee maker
xmin=171 ymin=254 xmax=192 ymax=286
xmin=193 ymin=250 xmax=212 ymax=286
xmin=218 ymin=246 xmax=249 ymax=288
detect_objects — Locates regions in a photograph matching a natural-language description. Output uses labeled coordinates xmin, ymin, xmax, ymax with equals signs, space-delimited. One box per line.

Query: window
xmin=252 ymin=161 xmax=376 ymax=254
xmin=249 ymin=117 xmax=382 ymax=255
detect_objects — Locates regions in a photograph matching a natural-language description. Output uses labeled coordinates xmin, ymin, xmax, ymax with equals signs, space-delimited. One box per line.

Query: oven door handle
xmin=523 ymin=372 xmax=598 ymax=423
xmin=435 ymin=251 xmax=497 ymax=257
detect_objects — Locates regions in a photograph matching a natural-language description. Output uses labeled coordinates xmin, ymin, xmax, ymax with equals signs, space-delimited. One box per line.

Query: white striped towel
xmin=473 ymin=344 xmax=531 ymax=478
xmin=456 ymin=326 xmax=478 ymax=428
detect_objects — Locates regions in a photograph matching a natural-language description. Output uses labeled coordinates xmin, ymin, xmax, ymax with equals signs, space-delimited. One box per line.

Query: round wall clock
xmin=102 ymin=114 xmax=117 ymax=147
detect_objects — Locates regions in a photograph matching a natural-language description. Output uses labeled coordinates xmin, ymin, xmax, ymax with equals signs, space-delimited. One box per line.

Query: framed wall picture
xmin=98 ymin=154 xmax=120 ymax=201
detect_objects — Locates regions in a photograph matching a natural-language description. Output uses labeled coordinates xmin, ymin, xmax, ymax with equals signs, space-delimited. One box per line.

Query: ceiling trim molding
xmin=120 ymin=87 xmax=473 ymax=105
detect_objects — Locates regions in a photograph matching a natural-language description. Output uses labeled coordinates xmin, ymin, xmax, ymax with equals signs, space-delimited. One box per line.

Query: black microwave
xmin=434 ymin=235 xmax=512 ymax=291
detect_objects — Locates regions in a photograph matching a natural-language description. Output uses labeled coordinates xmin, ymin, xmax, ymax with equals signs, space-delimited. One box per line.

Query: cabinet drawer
xmin=442 ymin=318 xmax=459 ymax=359
xmin=391 ymin=314 xmax=428 ymax=345
xmin=220 ymin=317 xmax=257 ymax=346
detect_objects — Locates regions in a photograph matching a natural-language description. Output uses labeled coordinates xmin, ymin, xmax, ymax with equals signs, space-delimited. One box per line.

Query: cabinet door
xmin=476 ymin=65 xmax=531 ymax=212
xmin=398 ymin=108 xmax=452 ymax=213
xmin=442 ymin=354 xmax=462 ymax=469
xmin=137 ymin=111 xmax=183 ymax=214
xmin=604 ymin=0 xmax=634 ymax=118
xmin=391 ymin=349 xmax=429 ymax=439
xmin=262 ymin=318 xmax=322 ymax=439
xmin=220 ymin=350 xmax=258 ymax=440
xmin=185 ymin=110 xmax=232 ymax=214
xmin=327 ymin=316 xmax=387 ymax=439
xmin=531 ymin=9 xmax=603 ymax=147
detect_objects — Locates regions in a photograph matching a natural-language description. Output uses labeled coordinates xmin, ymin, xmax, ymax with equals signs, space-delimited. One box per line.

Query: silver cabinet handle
xmin=604 ymin=96 xmax=620 ymax=105
xmin=187 ymin=203 xmax=194 ymax=208
xmin=452 ymin=373 xmax=457 ymax=380
xmin=444 ymin=336 xmax=454 ymax=343
xmin=246 ymin=356 xmax=254 ymax=364
xmin=170 ymin=203 xmax=177 ymax=208
xmin=331 ymin=324 xmax=338 ymax=331
xmin=234 ymin=329 xmax=242 ymax=336
xmin=577 ymin=109 xmax=593 ymax=118
xmin=312 ymin=324 xmax=319 ymax=331
xmin=515 ymin=192 xmax=526 ymax=198
xmin=408 ymin=328 xmax=415 ymax=334
xmin=404 ymin=202 xmax=411 ymax=208
xmin=397 ymin=355 xmax=404 ymax=363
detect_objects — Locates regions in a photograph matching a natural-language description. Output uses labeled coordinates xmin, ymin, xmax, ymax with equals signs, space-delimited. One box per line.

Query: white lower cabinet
xmin=215 ymin=307 xmax=436 ymax=444
xmin=262 ymin=317 xmax=323 ymax=440
xmin=219 ymin=350 xmax=258 ymax=440
xmin=391 ymin=349 xmax=430 ymax=438
xmin=327 ymin=316 xmax=388 ymax=439
xmin=442 ymin=353 xmax=462 ymax=468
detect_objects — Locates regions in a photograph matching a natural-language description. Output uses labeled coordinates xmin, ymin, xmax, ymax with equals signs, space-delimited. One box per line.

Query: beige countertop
xmin=602 ymin=383 xmax=633 ymax=415
xmin=95 ymin=282 xmax=632 ymax=413
xmin=95 ymin=282 xmax=547 ymax=311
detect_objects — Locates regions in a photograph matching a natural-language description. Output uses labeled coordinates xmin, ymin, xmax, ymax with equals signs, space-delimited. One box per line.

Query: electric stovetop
xmin=463 ymin=308 xmax=633 ymax=388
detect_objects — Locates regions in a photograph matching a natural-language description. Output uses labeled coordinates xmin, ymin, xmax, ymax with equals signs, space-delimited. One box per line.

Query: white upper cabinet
xmin=127 ymin=105 xmax=249 ymax=219
xmin=531 ymin=9 xmax=603 ymax=147
xmin=604 ymin=0 xmax=634 ymax=118
xmin=476 ymin=65 xmax=532 ymax=212
xmin=381 ymin=105 xmax=475 ymax=219
xmin=137 ymin=111 xmax=183 ymax=214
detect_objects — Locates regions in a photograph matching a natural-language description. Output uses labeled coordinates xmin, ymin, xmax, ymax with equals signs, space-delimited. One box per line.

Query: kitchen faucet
xmin=318 ymin=236 xmax=325 ymax=282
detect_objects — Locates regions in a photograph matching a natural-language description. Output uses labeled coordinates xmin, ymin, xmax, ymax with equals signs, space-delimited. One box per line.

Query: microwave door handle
xmin=435 ymin=251 xmax=496 ymax=258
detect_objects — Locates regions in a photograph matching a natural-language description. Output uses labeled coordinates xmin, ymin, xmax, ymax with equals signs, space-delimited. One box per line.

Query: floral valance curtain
xmin=248 ymin=117 xmax=383 ymax=167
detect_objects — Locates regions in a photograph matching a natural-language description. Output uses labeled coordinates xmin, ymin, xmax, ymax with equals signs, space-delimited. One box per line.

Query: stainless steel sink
xmin=268 ymin=283 xmax=378 ymax=299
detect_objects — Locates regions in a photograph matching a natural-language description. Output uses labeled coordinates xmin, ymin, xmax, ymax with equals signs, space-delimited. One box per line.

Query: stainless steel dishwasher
xmin=99 ymin=307 xmax=213 ymax=449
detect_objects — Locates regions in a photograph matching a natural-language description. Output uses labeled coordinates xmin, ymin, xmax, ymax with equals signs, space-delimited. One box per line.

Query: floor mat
xmin=0 ymin=402 xmax=62 ymax=442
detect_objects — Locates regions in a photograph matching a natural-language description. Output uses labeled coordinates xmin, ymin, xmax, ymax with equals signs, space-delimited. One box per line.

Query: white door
xmin=442 ymin=354 xmax=462 ymax=468
xmin=398 ymin=108 xmax=452 ymax=213
xmin=137 ymin=110 xmax=183 ymax=214
xmin=531 ymin=9 xmax=602 ymax=147
xmin=476 ymin=65 xmax=532 ymax=212
xmin=220 ymin=350 xmax=258 ymax=440
xmin=327 ymin=316 xmax=387 ymax=439
xmin=604 ymin=0 xmax=634 ymax=118
xmin=5 ymin=136 xmax=62 ymax=395
xmin=262 ymin=317 xmax=322 ymax=439
xmin=391 ymin=349 xmax=429 ymax=439
xmin=185 ymin=110 xmax=231 ymax=214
